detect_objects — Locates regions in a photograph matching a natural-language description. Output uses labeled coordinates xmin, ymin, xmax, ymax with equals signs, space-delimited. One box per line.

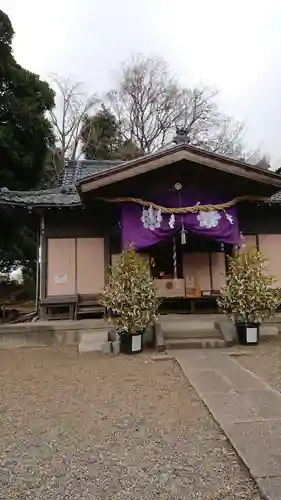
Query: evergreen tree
xmin=81 ymin=105 xmax=142 ymax=160
xmin=0 ymin=10 xmax=54 ymax=273
xmin=81 ymin=105 xmax=120 ymax=159
xmin=0 ymin=9 xmax=55 ymax=190
xmin=100 ymin=246 xmax=160 ymax=333
xmin=218 ymin=249 xmax=280 ymax=323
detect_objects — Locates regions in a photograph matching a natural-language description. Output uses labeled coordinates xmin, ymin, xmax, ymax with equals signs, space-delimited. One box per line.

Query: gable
xmin=78 ymin=144 xmax=281 ymax=194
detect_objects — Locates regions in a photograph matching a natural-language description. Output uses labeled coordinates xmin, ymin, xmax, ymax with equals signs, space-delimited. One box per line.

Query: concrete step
xmin=78 ymin=329 xmax=108 ymax=353
xmin=165 ymin=337 xmax=226 ymax=349
xmin=163 ymin=328 xmax=222 ymax=339
xmin=160 ymin=316 xmax=223 ymax=340
xmin=160 ymin=318 xmax=216 ymax=329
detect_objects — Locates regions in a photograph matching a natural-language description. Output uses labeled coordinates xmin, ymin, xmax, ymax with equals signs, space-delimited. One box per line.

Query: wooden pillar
xmin=256 ymin=234 xmax=260 ymax=251
xmin=39 ymin=215 xmax=47 ymax=300
xmin=104 ymin=233 xmax=110 ymax=280
xmin=35 ymin=227 xmax=40 ymax=312
xmin=208 ymin=252 xmax=213 ymax=291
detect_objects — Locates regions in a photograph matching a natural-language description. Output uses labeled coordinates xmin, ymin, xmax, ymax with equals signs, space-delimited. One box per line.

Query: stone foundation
xmin=0 ymin=319 xmax=108 ymax=350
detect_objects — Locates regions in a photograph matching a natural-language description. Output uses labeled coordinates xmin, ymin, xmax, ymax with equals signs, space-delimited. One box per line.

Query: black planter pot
xmin=119 ymin=330 xmax=144 ymax=354
xmin=235 ymin=322 xmax=260 ymax=345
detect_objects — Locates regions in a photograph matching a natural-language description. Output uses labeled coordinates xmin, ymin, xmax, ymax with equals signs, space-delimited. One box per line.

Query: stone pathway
xmin=173 ymin=350 xmax=281 ymax=500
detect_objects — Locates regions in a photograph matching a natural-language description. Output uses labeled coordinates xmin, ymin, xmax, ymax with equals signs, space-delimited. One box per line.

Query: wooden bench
xmin=40 ymin=295 xmax=78 ymax=320
xmin=75 ymin=294 xmax=104 ymax=319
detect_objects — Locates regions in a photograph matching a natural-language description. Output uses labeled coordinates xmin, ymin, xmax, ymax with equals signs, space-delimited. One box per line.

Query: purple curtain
xmin=121 ymin=190 xmax=240 ymax=250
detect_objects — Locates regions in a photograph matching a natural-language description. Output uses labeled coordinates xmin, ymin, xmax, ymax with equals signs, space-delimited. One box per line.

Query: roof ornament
xmin=173 ymin=127 xmax=190 ymax=145
xmin=59 ymin=185 xmax=71 ymax=194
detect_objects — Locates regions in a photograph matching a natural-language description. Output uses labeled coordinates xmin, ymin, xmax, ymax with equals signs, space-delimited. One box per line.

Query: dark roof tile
xmin=271 ymin=191 xmax=281 ymax=202
xmin=0 ymin=187 xmax=81 ymax=207
xmin=62 ymin=159 xmax=124 ymax=185
xmin=0 ymin=160 xmax=124 ymax=207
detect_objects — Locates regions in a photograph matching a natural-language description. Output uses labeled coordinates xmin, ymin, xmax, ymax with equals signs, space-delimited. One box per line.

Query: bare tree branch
xmin=107 ymin=55 xmax=184 ymax=153
xmin=47 ymin=74 xmax=98 ymax=174
xmin=106 ymin=55 xmax=259 ymax=161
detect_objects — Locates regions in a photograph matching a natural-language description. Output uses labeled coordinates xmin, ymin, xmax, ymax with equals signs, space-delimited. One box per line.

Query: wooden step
xmin=77 ymin=306 xmax=103 ymax=312
xmin=76 ymin=305 xmax=104 ymax=317
xmin=165 ymin=337 xmax=226 ymax=349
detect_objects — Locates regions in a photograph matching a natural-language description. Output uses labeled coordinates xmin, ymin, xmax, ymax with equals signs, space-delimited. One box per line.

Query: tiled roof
xmin=270 ymin=191 xmax=281 ymax=202
xmin=62 ymin=159 xmax=124 ymax=186
xmin=0 ymin=160 xmax=125 ymax=208
xmin=0 ymin=156 xmax=281 ymax=208
xmin=0 ymin=186 xmax=81 ymax=207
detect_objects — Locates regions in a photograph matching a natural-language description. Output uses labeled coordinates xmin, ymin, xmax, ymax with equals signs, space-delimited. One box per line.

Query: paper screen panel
xmin=211 ymin=253 xmax=226 ymax=291
xmin=47 ymin=238 xmax=76 ymax=296
xmin=243 ymin=235 xmax=257 ymax=249
xmin=183 ymin=253 xmax=211 ymax=291
xmin=77 ymin=238 xmax=105 ymax=294
xmin=258 ymin=235 xmax=281 ymax=287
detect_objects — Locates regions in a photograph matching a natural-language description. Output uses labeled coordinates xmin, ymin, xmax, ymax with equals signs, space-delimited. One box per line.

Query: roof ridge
xmin=67 ymin=159 xmax=124 ymax=165
xmin=0 ymin=187 xmax=61 ymax=196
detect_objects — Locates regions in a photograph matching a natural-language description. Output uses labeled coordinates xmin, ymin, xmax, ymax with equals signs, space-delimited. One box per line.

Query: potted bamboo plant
xmin=218 ymin=248 xmax=280 ymax=345
xmin=100 ymin=246 xmax=161 ymax=354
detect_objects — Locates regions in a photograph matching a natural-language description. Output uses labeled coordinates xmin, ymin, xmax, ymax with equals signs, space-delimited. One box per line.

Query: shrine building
xmin=1 ymin=136 xmax=281 ymax=319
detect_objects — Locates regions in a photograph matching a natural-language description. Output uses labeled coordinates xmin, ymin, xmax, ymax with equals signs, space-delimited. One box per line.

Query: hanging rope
xmin=97 ymin=195 xmax=269 ymax=214
xmin=172 ymin=237 xmax=177 ymax=280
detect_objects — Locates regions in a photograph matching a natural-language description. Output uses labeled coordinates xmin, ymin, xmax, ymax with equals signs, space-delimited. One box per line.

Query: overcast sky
xmin=2 ymin=0 xmax=281 ymax=163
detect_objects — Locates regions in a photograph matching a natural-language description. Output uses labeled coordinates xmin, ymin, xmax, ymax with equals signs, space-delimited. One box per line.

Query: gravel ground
xmin=0 ymin=348 xmax=261 ymax=500
xmin=236 ymin=336 xmax=281 ymax=392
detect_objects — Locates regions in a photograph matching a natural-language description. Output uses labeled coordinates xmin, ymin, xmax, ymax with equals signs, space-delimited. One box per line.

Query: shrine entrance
xmin=118 ymin=182 xmax=240 ymax=312
xmin=140 ymin=232 xmax=233 ymax=312
xmin=147 ymin=238 xmax=183 ymax=280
